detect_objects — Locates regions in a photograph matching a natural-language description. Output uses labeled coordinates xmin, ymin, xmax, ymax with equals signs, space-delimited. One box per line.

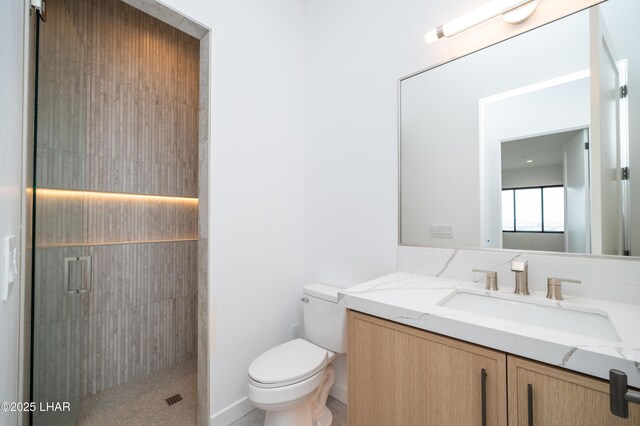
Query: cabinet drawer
xmin=507 ymin=356 xmax=640 ymax=425
xmin=348 ymin=310 xmax=507 ymax=426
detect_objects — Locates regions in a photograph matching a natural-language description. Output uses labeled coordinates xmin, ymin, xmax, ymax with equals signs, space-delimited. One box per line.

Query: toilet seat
xmin=248 ymin=339 xmax=334 ymax=389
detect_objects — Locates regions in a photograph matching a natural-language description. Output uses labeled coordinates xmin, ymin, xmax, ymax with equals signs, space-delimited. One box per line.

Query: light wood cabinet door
xmin=348 ymin=310 xmax=507 ymax=426
xmin=507 ymin=356 xmax=640 ymax=425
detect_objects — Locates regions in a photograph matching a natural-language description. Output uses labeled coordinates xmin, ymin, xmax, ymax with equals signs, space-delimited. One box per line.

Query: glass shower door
xmin=32 ymin=2 xmax=88 ymax=424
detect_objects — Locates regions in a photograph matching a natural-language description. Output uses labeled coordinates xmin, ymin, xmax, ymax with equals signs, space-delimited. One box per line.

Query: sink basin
xmin=438 ymin=291 xmax=621 ymax=342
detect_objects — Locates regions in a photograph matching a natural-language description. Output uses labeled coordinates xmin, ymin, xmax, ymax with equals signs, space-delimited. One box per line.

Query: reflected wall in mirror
xmin=400 ymin=0 xmax=638 ymax=257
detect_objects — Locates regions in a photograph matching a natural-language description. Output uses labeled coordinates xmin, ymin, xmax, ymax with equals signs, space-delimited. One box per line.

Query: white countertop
xmin=339 ymin=272 xmax=640 ymax=387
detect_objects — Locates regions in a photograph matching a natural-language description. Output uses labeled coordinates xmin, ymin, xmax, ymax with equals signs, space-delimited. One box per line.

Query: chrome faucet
xmin=511 ymin=259 xmax=530 ymax=295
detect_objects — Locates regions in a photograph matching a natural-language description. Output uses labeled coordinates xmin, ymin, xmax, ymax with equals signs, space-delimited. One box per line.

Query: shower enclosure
xmin=31 ymin=1 xmax=200 ymax=424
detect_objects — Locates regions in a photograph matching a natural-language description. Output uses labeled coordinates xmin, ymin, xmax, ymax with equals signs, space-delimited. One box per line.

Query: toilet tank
xmin=302 ymin=284 xmax=346 ymax=354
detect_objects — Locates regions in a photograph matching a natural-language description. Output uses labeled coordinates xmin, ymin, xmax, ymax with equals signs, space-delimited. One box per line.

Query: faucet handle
xmin=472 ymin=269 xmax=498 ymax=291
xmin=546 ymin=277 xmax=581 ymax=301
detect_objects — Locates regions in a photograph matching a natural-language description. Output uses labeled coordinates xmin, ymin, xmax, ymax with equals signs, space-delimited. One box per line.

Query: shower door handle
xmin=64 ymin=256 xmax=92 ymax=294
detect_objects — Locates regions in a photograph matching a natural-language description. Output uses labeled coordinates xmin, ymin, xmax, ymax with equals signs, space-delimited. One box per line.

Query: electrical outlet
xmin=431 ymin=225 xmax=455 ymax=238
xmin=291 ymin=324 xmax=300 ymax=339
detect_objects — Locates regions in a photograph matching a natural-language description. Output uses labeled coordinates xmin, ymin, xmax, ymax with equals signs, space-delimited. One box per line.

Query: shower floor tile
xmin=78 ymin=358 xmax=197 ymax=426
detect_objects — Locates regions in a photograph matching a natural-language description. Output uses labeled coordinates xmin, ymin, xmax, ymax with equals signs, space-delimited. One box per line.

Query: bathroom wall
xmin=155 ymin=0 xmax=306 ymax=423
xmin=304 ymin=0 xmax=605 ymax=409
xmin=502 ymin=165 xmax=564 ymax=188
xmin=0 ymin=1 xmax=26 ymax=425
xmin=33 ymin=0 xmax=199 ymax=407
xmin=600 ymin=0 xmax=640 ymax=256
xmin=502 ymin=233 xmax=565 ymax=253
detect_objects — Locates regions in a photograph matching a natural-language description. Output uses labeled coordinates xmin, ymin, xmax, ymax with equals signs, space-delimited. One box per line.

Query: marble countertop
xmin=339 ymin=272 xmax=640 ymax=387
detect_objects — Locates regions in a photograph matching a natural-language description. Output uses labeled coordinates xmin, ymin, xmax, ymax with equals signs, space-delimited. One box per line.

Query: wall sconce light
xmin=425 ymin=0 xmax=539 ymax=44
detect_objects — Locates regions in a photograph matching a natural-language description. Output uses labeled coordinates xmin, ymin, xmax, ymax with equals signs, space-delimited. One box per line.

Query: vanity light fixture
xmin=526 ymin=159 xmax=534 ymax=163
xmin=425 ymin=0 xmax=539 ymax=44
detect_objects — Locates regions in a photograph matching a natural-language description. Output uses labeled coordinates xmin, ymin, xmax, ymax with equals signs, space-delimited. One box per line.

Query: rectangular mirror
xmin=400 ymin=0 xmax=637 ymax=257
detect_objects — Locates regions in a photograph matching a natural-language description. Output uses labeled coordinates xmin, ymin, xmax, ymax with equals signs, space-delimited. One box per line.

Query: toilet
xmin=247 ymin=284 xmax=346 ymax=426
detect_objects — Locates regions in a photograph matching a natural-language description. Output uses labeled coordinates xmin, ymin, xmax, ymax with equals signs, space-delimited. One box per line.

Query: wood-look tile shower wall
xmin=33 ymin=0 xmax=199 ymax=403
xmin=37 ymin=0 xmax=199 ymax=196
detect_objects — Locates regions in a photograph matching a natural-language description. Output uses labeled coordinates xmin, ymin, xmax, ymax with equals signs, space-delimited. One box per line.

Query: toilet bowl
xmin=247 ymin=284 xmax=346 ymax=426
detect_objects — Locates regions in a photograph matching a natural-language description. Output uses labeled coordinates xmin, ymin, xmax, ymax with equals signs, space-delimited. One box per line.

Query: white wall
xmin=600 ymin=0 xmax=640 ymax=256
xmin=502 ymin=165 xmax=564 ymax=188
xmin=157 ymin=0 xmax=305 ymax=422
xmin=0 ymin=1 xmax=26 ymax=425
xmin=503 ymin=232 xmax=566 ymax=252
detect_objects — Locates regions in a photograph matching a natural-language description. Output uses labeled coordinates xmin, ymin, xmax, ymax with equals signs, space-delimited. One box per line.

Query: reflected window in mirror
xmin=501 ymin=186 xmax=564 ymax=233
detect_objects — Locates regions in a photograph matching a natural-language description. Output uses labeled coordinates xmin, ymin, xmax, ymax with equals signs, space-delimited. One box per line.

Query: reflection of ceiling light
xmin=526 ymin=160 xmax=534 ymax=163
xmin=425 ymin=0 xmax=539 ymax=45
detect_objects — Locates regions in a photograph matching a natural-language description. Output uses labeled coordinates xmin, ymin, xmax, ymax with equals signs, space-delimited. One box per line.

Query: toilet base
xmin=257 ymin=364 xmax=336 ymax=426
xmin=264 ymin=397 xmax=314 ymax=426
xmin=262 ymin=395 xmax=335 ymax=426
xmin=314 ymin=406 xmax=333 ymax=426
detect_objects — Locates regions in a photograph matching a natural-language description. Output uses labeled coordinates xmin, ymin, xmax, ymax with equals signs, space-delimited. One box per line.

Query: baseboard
xmin=329 ymin=383 xmax=348 ymax=405
xmin=210 ymin=397 xmax=255 ymax=426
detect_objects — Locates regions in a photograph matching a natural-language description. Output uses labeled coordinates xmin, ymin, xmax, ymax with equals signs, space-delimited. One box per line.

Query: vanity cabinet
xmin=507 ymin=356 xmax=640 ymax=425
xmin=348 ymin=310 xmax=640 ymax=425
xmin=348 ymin=310 xmax=507 ymax=425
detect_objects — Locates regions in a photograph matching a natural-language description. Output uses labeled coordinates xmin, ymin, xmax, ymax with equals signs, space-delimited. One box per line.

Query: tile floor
xmin=37 ymin=357 xmax=347 ymax=426
xmin=78 ymin=358 xmax=197 ymax=426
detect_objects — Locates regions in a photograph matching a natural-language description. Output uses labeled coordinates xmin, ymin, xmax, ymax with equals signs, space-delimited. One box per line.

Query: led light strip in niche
xmin=35 ymin=188 xmax=199 ymax=248
xmin=36 ymin=188 xmax=199 ymax=202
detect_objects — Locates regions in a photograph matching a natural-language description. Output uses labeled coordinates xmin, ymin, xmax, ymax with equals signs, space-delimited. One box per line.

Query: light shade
xmin=425 ymin=0 xmax=539 ymax=44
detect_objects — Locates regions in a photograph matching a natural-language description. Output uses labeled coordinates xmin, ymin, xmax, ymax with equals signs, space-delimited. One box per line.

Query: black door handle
xmin=610 ymin=369 xmax=640 ymax=418
xmin=481 ymin=368 xmax=487 ymax=426
xmin=527 ymin=384 xmax=534 ymax=426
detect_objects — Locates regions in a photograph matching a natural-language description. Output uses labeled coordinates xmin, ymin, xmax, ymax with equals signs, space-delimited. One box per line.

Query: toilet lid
xmin=248 ymin=339 xmax=330 ymax=387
